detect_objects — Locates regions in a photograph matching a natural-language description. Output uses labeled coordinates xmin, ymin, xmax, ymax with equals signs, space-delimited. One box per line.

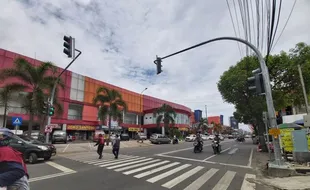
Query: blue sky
xmin=0 ymin=0 xmax=309 ymax=126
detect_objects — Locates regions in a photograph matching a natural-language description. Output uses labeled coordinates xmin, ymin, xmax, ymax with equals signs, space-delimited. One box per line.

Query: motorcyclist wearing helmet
xmin=196 ymin=131 xmax=203 ymax=146
xmin=214 ymin=133 xmax=221 ymax=142
xmin=0 ymin=128 xmax=29 ymax=190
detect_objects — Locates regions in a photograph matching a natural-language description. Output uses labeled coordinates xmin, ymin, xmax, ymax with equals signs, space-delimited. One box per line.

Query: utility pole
xmin=45 ymin=35 xmax=82 ymax=143
xmin=154 ymin=36 xmax=284 ymax=166
xmin=139 ymin=88 xmax=147 ymax=141
xmin=297 ymin=64 xmax=309 ymax=114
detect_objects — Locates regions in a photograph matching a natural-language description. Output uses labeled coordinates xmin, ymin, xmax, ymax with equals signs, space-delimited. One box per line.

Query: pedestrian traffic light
xmin=42 ymin=101 xmax=49 ymax=115
xmin=247 ymin=68 xmax=265 ymax=95
xmin=63 ymin=35 xmax=73 ymax=58
xmin=154 ymin=56 xmax=162 ymax=75
xmin=49 ymin=106 xmax=55 ymax=116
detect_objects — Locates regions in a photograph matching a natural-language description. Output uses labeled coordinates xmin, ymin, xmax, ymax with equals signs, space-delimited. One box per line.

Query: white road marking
xmin=184 ymin=168 xmax=219 ymax=190
xmin=29 ymin=171 xmax=76 ymax=182
xmin=241 ymin=173 xmax=256 ymax=190
xmin=113 ymin=159 xmax=160 ymax=171
xmin=212 ymin=171 xmax=236 ymax=190
xmin=99 ymin=157 xmax=146 ymax=167
xmin=248 ymin=148 xmax=253 ymax=167
xmin=123 ymin=160 xmax=170 ymax=175
xmin=157 ymin=154 xmax=252 ymax=169
xmin=88 ymin=156 xmax=136 ymax=164
xmin=62 ymin=144 xmax=70 ymax=153
xmin=45 ymin=161 xmax=75 ymax=173
xmin=106 ymin=158 xmax=153 ymax=169
xmin=146 ymin=164 xmax=191 ymax=183
xmin=228 ymin=148 xmax=239 ymax=155
xmin=162 ymin=166 xmax=204 ymax=189
xmin=203 ymin=147 xmax=231 ymax=161
xmin=134 ymin=162 xmax=180 ymax=179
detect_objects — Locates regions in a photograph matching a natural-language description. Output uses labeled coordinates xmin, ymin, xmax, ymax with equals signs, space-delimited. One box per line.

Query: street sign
xmin=45 ymin=125 xmax=53 ymax=133
xmin=12 ymin=117 xmax=22 ymax=126
xmin=269 ymin=128 xmax=281 ymax=138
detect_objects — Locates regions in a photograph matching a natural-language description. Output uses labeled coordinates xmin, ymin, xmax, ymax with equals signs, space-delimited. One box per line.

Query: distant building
xmin=194 ymin=110 xmax=202 ymax=123
xmin=208 ymin=116 xmax=221 ymax=125
xmin=220 ymin=115 xmax=224 ymax=125
xmin=229 ymin=116 xmax=239 ymax=129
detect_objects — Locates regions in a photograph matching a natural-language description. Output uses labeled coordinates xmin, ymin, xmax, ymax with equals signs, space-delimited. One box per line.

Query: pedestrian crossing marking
xmin=115 ymin=159 xmax=163 ymax=172
xmin=123 ymin=160 xmax=170 ymax=175
xmin=146 ymin=164 xmax=191 ymax=183
xmin=162 ymin=166 xmax=204 ymax=189
xmin=212 ymin=171 xmax=236 ymax=190
xmin=183 ymin=168 xmax=219 ymax=190
xmin=134 ymin=162 xmax=180 ymax=179
xmin=60 ymin=153 xmax=258 ymax=190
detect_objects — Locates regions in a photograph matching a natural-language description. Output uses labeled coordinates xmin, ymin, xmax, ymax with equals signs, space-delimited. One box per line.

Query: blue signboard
xmin=12 ymin=117 xmax=23 ymax=126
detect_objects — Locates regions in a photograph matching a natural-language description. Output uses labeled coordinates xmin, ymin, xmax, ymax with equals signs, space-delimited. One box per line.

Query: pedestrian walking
xmin=94 ymin=134 xmax=104 ymax=159
xmin=112 ymin=134 xmax=120 ymax=159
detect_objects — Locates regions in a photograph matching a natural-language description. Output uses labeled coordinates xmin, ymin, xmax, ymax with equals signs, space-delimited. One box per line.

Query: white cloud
xmin=0 ymin=0 xmax=309 ymax=125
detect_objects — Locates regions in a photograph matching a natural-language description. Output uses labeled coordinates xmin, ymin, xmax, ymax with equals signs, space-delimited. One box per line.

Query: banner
xmin=67 ymin=125 xmax=96 ymax=131
xmin=128 ymin=128 xmax=140 ymax=132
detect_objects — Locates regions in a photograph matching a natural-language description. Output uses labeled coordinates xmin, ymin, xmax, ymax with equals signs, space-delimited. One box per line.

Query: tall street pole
xmin=297 ymin=64 xmax=309 ymax=114
xmin=154 ymin=36 xmax=284 ymax=166
xmin=139 ymin=88 xmax=148 ymax=135
xmin=46 ymin=49 xmax=82 ymax=143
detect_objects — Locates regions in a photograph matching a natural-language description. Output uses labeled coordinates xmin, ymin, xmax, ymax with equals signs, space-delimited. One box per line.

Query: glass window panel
xmin=77 ymin=90 xmax=84 ymax=102
xmin=78 ymin=78 xmax=85 ymax=91
xmin=70 ymin=88 xmax=78 ymax=100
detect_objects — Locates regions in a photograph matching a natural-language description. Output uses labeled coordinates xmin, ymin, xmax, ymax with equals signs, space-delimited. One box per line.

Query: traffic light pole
xmin=45 ymin=49 xmax=82 ymax=143
xmin=156 ymin=36 xmax=284 ymax=167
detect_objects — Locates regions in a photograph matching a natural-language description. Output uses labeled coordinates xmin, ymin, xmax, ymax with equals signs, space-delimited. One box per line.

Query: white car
xmin=201 ymin=134 xmax=208 ymax=141
xmin=185 ymin=134 xmax=196 ymax=142
xmin=207 ymin=135 xmax=215 ymax=140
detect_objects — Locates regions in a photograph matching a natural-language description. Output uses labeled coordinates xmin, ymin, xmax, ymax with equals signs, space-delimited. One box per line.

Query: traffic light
xmin=42 ymin=101 xmax=49 ymax=115
xmin=63 ymin=35 xmax=73 ymax=58
xmin=154 ymin=56 xmax=162 ymax=75
xmin=247 ymin=68 xmax=265 ymax=95
xmin=49 ymin=106 xmax=55 ymax=116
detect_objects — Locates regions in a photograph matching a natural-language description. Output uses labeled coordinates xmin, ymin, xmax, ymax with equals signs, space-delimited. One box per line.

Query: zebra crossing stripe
xmin=91 ymin=156 xmax=138 ymax=165
xmin=106 ymin=158 xmax=153 ymax=169
xmin=162 ymin=166 xmax=204 ymax=189
xmin=183 ymin=168 xmax=219 ymax=190
xmin=123 ymin=160 xmax=170 ymax=175
xmin=241 ymin=173 xmax=256 ymax=190
xmin=134 ymin=162 xmax=180 ymax=179
xmin=99 ymin=157 xmax=146 ymax=167
xmin=146 ymin=164 xmax=191 ymax=183
xmin=113 ymin=159 xmax=161 ymax=171
xmin=212 ymin=171 xmax=236 ymax=190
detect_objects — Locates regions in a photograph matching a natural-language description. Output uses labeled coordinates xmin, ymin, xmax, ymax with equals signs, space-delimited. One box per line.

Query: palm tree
xmin=213 ymin=123 xmax=223 ymax=134
xmin=0 ymin=84 xmax=26 ymax=128
xmin=0 ymin=58 xmax=64 ymax=135
xmin=93 ymin=87 xmax=127 ymax=144
xmin=154 ymin=104 xmax=176 ymax=136
xmin=198 ymin=118 xmax=209 ymax=132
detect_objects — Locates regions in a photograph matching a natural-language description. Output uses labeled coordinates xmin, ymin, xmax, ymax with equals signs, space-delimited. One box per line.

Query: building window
xmin=68 ymin=104 xmax=83 ymax=120
xmin=70 ymin=73 xmax=85 ymax=102
xmin=124 ymin=112 xmax=137 ymax=124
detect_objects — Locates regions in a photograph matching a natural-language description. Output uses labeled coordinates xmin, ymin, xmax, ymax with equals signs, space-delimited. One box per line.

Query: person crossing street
xmin=94 ymin=134 xmax=104 ymax=159
xmin=112 ymin=134 xmax=120 ymax=159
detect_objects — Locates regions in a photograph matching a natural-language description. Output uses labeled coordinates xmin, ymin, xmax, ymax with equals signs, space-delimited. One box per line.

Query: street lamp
xmin=139 ymin=88 xmax=148 ymax=135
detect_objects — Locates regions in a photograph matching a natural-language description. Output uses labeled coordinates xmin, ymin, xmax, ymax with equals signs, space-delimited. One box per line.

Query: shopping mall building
xmin=0 ymin=49 xmax=194 ymax=140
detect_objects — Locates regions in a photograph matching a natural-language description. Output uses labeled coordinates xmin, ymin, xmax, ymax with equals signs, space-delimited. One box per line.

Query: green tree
xmin=0 ymin=84 xmax=26 ymax=127
xmin=198 ymin=118 xmax=208 ymax=132
xmin=0 ymin=58 xmax=64 ymax=135
xmin=93 ymin=87 xmax=127 ymax=143
xmin=154 ymin=104 xmax=176 ymax=136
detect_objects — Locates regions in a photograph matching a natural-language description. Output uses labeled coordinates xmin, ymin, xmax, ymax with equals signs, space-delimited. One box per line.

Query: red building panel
xmin=208 ymin=116 xmax=221 ymax=125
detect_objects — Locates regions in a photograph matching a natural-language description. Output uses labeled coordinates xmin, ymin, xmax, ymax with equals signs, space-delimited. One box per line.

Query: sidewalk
xmin=252 ymin=150 xmax=310 ymax=190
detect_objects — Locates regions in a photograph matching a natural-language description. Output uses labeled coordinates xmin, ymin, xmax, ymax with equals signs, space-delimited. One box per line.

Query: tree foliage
xmin=0 ymin=58 xmax=64 ymax=134
xmin=154 ymin=104 xmax=177 ymax=136
xmin=217 ymin=42 xmax=310 ymax=131
xmin=93 ymin=87 xmax=127 ymax=136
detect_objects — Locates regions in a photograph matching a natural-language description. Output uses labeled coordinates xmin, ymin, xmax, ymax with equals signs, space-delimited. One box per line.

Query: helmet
xmin=0 ymin=128 xmax=13 ymax=146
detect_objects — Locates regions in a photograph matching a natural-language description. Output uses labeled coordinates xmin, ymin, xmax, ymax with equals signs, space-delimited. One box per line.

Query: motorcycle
xmin=172 ymin=138 xmax=178 ymax=144
xmin=193 ymin=141 xmax=203 ymax=153
xmin=212 ymin=140 xmax=221 ymax=154
xmin=236 ymin=136 xmax=245 ymax=142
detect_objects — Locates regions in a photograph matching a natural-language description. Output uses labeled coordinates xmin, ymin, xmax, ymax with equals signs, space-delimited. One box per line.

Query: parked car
xmin=120 ymin=133 xmax=130 ymax=141
xmin=52 ymin=130 xmax=67 ymax=144
xmin=185 ymin=134 xmax=196 ymax=142
xmin=136 ymin=133 xmax=147 ymax=141
xmin=207 ymin=135 xmax=215 ymax=140
xmin=18 ymin=135 xmax=56 ymax=159
xmin=24 ymin=130 xmax=45 ymax=143
xmin=219 ymin=135 xmax=225 ymax=141
xmin=227 ymin=134 xmax=234 ymax=139
xmin=201 ymin=134 xmax=208 ymax=141
xmin=150 ymin=134 xmax=171 ymax=144
xmin=8 ymin=134 xmax=54 ymax=164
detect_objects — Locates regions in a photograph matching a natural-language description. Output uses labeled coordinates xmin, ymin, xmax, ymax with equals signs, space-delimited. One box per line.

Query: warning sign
xmin=269 ymin=128 xmax=281 ymax=137
xmin=45 ymin=125 xmax=53 ymax=133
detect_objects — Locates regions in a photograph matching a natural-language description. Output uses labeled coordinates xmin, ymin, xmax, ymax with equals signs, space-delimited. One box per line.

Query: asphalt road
xmin=27 ymin=138 xmax=268 ymax=190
